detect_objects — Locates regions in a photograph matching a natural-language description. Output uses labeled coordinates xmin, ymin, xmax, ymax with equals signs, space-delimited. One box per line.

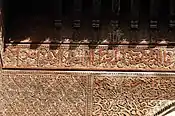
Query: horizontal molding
xmin=2 ymin=69 xmax=175 ymax=77
xmin=2 ymin=44 xmax=175 ymax=71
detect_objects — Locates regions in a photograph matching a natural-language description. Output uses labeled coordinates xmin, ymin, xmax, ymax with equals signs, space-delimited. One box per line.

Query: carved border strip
xmin=2 ymin=70 xmax=175 ymax=76
xmin=2 ymin=44 xmax=175 ymax=71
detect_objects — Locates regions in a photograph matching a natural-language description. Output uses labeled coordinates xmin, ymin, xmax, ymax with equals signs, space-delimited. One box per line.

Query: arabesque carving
xmin=92 ymin=75 xmax=175 ymax=116
xmin=1 ymin=71 xmax=89 ymax=116
xmin=1 ymin=71 xmax=175 ymax=116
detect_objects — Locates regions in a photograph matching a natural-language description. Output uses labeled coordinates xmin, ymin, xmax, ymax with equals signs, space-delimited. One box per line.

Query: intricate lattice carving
xmin=92 ymin=75 xmax=175 ymax=116
xmin=1 ymin=71 xmax=89 ymax=116
xmin=1 ymin=71 xmax=175 ymax=116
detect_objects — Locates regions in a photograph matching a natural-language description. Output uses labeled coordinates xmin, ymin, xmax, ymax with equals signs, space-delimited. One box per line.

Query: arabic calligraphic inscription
xmin=2 ymin=44 xmax=175 ymax=71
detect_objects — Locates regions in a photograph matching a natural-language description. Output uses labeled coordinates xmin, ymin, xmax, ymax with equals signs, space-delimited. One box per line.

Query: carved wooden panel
xmin=1 ymin=71 xmax=175 ymax=116
xmin=2 ymin=44 xmax=175 ymax=71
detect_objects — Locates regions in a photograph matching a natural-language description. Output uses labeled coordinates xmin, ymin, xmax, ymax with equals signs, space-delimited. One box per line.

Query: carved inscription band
xmin=2 ymin=44 xmax=175 ymax=71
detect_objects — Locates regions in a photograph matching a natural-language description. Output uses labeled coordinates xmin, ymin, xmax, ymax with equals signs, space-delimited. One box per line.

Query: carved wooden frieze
xmin=2 ymin=44 xmax=175 ymax=71
xmin=1 ymin=71 xmax=175 ymax=116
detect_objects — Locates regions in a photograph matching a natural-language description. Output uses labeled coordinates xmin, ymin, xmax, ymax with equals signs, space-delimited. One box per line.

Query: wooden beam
xmin=72 ymin=0 xmax=82 ymax=41
xmin=150 ymin=0 xmax=159 ymax=29
xmin=93 ymin=0 xmax=101 ymax=18
xmin=149 ymin=0 xmax=160 ymax=43
xmin=111 ymin=0 xmax=120 ymax=30
xmin=0 ymin=0 xmax=2 ymax=27
xmin=130 ymin=0 xmax=139 ymax=29
xmin=112 ymin=0 xmax=120 ymax=17
xmin=109 ymin=0 xmax=121 ymax=43
xmin=169 ymin=0 xmax=175 ymax=29
xmin=73 ymin=0 xmax=82 ymax=29
xmin=0 ymin=0 xmax=3 ymax=68
xmin=54 ymin=0 xmax=62 ymax=29
xmin=73 ymin=0 xmax=82 ymax=16
xmin=92 ymin=0 xmax=101 ymax=42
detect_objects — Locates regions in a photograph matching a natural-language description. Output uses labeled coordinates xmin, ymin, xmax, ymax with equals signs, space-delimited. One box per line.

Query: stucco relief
xmin=1 ymin=71 xmax=175 ymax=116
xmin=2 ymin=44 xmax=175 ymax=71
xmin=0 ymin=71 xmax=89 ymax=116
xmin=92 ymin=75 xmax=175 ymax=116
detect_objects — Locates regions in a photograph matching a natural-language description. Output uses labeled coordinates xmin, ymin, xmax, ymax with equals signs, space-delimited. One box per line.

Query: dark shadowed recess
xmin=2 ymin=0 xmax=171 ymax=44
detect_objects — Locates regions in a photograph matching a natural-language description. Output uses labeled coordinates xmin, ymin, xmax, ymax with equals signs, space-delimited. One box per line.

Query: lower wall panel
xmin=1 ymin=71 xmax=175 ymax=116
